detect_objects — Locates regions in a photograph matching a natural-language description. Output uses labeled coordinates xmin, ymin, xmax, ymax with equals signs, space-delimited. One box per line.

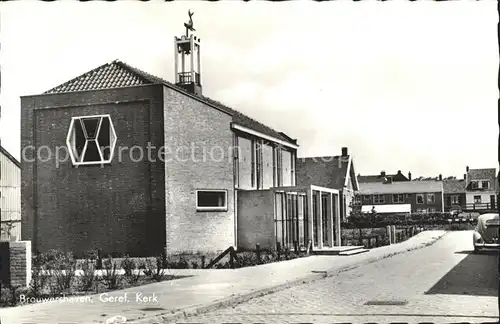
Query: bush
xmin=29 ymin=251 xmax=49 ymax=297
xmin=44 ymin=250 xmax=77 ymax=295
xmin=101 ymin=257 xmax=121 ymax=290
xmin=121 ymin=255 xmax=140 ymax=284
xmin=79 ymin=258 xmax=97 ymax=291
xmin=142 ymin=257 xmax=167 ymax=281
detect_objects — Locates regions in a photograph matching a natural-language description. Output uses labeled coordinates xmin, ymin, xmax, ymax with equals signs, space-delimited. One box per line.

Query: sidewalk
xmin=0 ymin=230 xmax=447 ymax=324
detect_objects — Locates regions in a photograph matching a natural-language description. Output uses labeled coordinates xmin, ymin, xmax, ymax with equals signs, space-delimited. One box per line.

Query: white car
xmin=473 ymin=213 xmax=499 ymax=253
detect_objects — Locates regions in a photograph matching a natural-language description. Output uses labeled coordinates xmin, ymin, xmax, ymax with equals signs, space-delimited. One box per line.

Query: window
xmin=416 ymin=194 xmax=424 ymax=204
xmin=474 ymin=195 xmax=482 ymax=203
xmin=471 ymin=181 xmax=479 ymax=189
xmin=373 ymin=194 xmax=385 ymax=204
xmin=481 ymin=181 xmax=490 ymax=189
xmin=66 ymin=115 xmax=117 ymax=166
xmin=392 ymin=194 xmax=404 ymax=203
xmin=416 ymin=208 xmax=426 ymax=213
xmin=428 ymin=208 xmax=436 ymax=213
xmin=196 ymin=190 xmax=228 ymax=211
xmin=363 ymin=195 xmax=371 ymax=201
xmin=426 ymin=194 xmax=435 ymax=204
xmin=451 ymin=195 xmax=459 ymax=205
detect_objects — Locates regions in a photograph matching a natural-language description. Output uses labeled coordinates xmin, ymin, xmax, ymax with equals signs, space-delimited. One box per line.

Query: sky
xmin=0 ymin=1 xmax=498 ymax=178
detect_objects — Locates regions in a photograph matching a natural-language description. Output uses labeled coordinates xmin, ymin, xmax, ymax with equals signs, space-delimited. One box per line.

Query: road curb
xmin=136 ymin=231 xmax=448 ymax=324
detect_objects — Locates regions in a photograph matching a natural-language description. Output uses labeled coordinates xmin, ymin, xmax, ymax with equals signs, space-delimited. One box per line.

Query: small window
xmin=474 ymin=195 xmax=482 ymax=203
xmin=451 ymin=195 xmax=459 ymax=205
xmin=416 ymin=194 xmax=424 ymax=204
xmin=363 ymin=195 xmax=371 ymax=201
xmin=471 ymin=181 xmax=479 ymax=189
xmin=196 ymin=190 xmax=228 ymax=211
xmin=373 ymin=194 xmax=385 ymax=204
xmin=426 ymin=194 xmax=435 ymax=204
xmin=392 ymin=194 xmax=404 ymax=203
xmin=428 ymin=208 xmax=436 ymax=213
xmin=481 ymin=181 xmax=490 ymax=189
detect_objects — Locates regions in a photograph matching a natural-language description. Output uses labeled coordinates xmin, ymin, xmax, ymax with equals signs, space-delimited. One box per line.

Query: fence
xmin=341 ymin=225 xmax=421 ymax=248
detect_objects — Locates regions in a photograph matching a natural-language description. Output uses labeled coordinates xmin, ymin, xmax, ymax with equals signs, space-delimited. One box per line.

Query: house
xmin=358 ymin=170 xmax=411 ymax=183
xmin=358 ymin=180 xmax=444 ymax=214
xmin=21 ymin=23 xmax=342 ymax=256
xmin=295 ymin=147 xmax=359 ymax=221
xmin=464 ymin=166 xmax=498 ymax=210
xmin=0 ymin=145 xmax=21 ymax=241
xmin=442 ymin=177 xmax=466 ymax=213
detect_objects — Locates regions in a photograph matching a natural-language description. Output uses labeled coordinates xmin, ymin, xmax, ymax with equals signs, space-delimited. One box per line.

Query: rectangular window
xmin=426 ymin=194 xmax=435 ymax=204
xmin=392 ymin=194 xmax=404 ymax=203
xmin=363 ymin=195 xmax=371 ymax=201
xmin=196 ymin=190 xmax=228 ymax=211
xmin=416 ymin=194 xmax=424 ymax=204
xmin=451 ymin=195 xmax=459 ymax=205
xmin=481 ymin=181 xmax=490 ymax=189
xmin=474 ymin=195 xmax=482 ymax=203
xmin=428 ymin=208 xmax=436 ymax=213
xmin=471 ymin=181 xmax=479 ymax=189
xmin=373 ymin=194 xmax=385 ymax=204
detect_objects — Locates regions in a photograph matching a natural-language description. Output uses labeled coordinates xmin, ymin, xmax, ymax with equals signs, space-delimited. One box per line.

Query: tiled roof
xmin=442 ymin=179 xmax=465 ymax=194
xmin=296 ymin=156 xmax=351 ymax=190
xmin=467 ymin=168 xmax=498 ymax=191
xmin=358 ymin=175 xmax=395 ymax=183
xmin=43 ymin=60 xmax=296 ymax=146
xmin=0 ymin=145 xmax=20 ymax=168
xmin=359 ymin=180 xmax=443 ymax=195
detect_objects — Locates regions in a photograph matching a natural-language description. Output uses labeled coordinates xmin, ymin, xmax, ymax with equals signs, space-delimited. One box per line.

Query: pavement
xmin=170 ymin=230 xmax=500 ymax=324
xmin=0 ymin=230 xmax=446 ymax=324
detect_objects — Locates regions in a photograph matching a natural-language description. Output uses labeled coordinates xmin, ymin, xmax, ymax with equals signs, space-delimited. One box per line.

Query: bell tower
xmin=174 ymin=10 xmax=202 ymax=96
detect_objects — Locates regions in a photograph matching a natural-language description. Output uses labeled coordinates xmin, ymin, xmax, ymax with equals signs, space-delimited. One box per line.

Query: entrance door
xmin=490 ymin=195 xmax=496 ymax=209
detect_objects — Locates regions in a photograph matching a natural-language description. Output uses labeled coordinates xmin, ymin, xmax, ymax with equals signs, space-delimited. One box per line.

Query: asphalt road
xmin=171 ymin=231 xmax=499 ymax=324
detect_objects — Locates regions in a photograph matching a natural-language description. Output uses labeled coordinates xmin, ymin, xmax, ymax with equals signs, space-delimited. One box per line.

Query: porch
xmin=237 ymin=185 xmax=343 ymax=252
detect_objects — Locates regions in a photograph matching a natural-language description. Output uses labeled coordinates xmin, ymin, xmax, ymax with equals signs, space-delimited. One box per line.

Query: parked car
xmin=473 ymin=213 xmax=499 ymax=253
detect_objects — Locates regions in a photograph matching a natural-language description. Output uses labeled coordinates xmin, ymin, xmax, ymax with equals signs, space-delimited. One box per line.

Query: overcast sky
xmin=1 ymin=1 xmax=497 ymax=178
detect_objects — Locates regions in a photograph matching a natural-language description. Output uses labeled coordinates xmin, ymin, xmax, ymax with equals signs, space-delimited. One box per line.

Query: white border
xmin=195 ymin=189 xmax=228 ymax=212
xmin=65 ymin=114 xmax=117 ymax=166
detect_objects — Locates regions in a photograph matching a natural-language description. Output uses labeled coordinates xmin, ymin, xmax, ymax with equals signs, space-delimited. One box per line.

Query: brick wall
xmin=21 ymin=85 xmax=166 ymax=257
xmin=0 ymin=241 xmax=31 ymax=287
xmin=163 ymin=86 xmax=235 ymax=255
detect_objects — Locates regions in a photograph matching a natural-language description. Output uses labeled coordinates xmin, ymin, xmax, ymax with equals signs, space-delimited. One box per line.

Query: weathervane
xmin=184 ymin=10 xmax=195 ymax=37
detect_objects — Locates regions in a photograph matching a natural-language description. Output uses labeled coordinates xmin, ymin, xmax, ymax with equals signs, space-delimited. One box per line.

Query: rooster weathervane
xmin=184 ymin=10 xmax=195 ymax=37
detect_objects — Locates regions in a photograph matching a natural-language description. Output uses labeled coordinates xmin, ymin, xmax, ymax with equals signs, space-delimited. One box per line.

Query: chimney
xmin=464 ymin=173 xmax=467 ymax=180
xmin=438 ymin=174 xmax=442 ymax=181
xmin=466 ymin=166 xmax=469 ymax=172
xmin=380 ymin=171 xmax=386 ymax=177
xmin=397 ymin=170 xmax=402 ymax=175
xmin=408 ymin=171 xmax=412 ymax=181
xmin=341 ymin=147 xmax=348 ymax=157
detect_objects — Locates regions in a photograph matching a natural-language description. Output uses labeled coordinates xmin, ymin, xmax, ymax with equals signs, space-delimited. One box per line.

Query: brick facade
xmin=0 ymin=241 xmax=32 ymax=287
xmin=163 ymin=87 xmax=235 ymax=255
xmin=21 ymin=85 xmax=166 ymax=257
xmin=361 ymin=191 xmax=444 ymax=213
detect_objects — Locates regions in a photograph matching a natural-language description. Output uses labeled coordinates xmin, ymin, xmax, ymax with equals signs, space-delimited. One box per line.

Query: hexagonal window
xmin=66 ymin=115 xmax=117 ymax=166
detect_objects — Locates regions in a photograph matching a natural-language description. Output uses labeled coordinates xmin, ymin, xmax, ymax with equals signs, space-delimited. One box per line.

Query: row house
xmin=464 ymin=166 xmax=498 ymax=210
xmin=358 ymin=180 xmax=444 ymax=215
xmin=443 ymin=178 xmax=466 ymax=213
xmin=0 ymin=145 xmax=21 ymax=241
xmin=21 ymin=24 xmax=343 ymax=257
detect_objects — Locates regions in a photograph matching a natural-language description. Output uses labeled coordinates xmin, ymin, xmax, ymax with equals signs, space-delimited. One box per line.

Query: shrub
xmin=142 ymin=257 xmax=167 ymax=282
xmin=101 ymin=257 xmax=121 ymax=290
xmin=0 ymin=286 xmax=29 ymax=306
xmin=121 ymin=255 xmax=140 ymax=284
xmin=29 ymin=251 xmax=48 ymax=297
xmin=44 ymin=250 xmax=77 ymax=295
xmin=79 ymin=258 xmax=97 ymax=292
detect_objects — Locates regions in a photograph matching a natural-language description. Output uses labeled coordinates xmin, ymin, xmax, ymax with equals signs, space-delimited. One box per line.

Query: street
xmin=172 ymin=231 xmax=499 ymax=324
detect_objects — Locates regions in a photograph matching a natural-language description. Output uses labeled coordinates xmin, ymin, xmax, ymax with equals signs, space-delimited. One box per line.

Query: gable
xmin=42 ymin=60 xmax=297 ymax=147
